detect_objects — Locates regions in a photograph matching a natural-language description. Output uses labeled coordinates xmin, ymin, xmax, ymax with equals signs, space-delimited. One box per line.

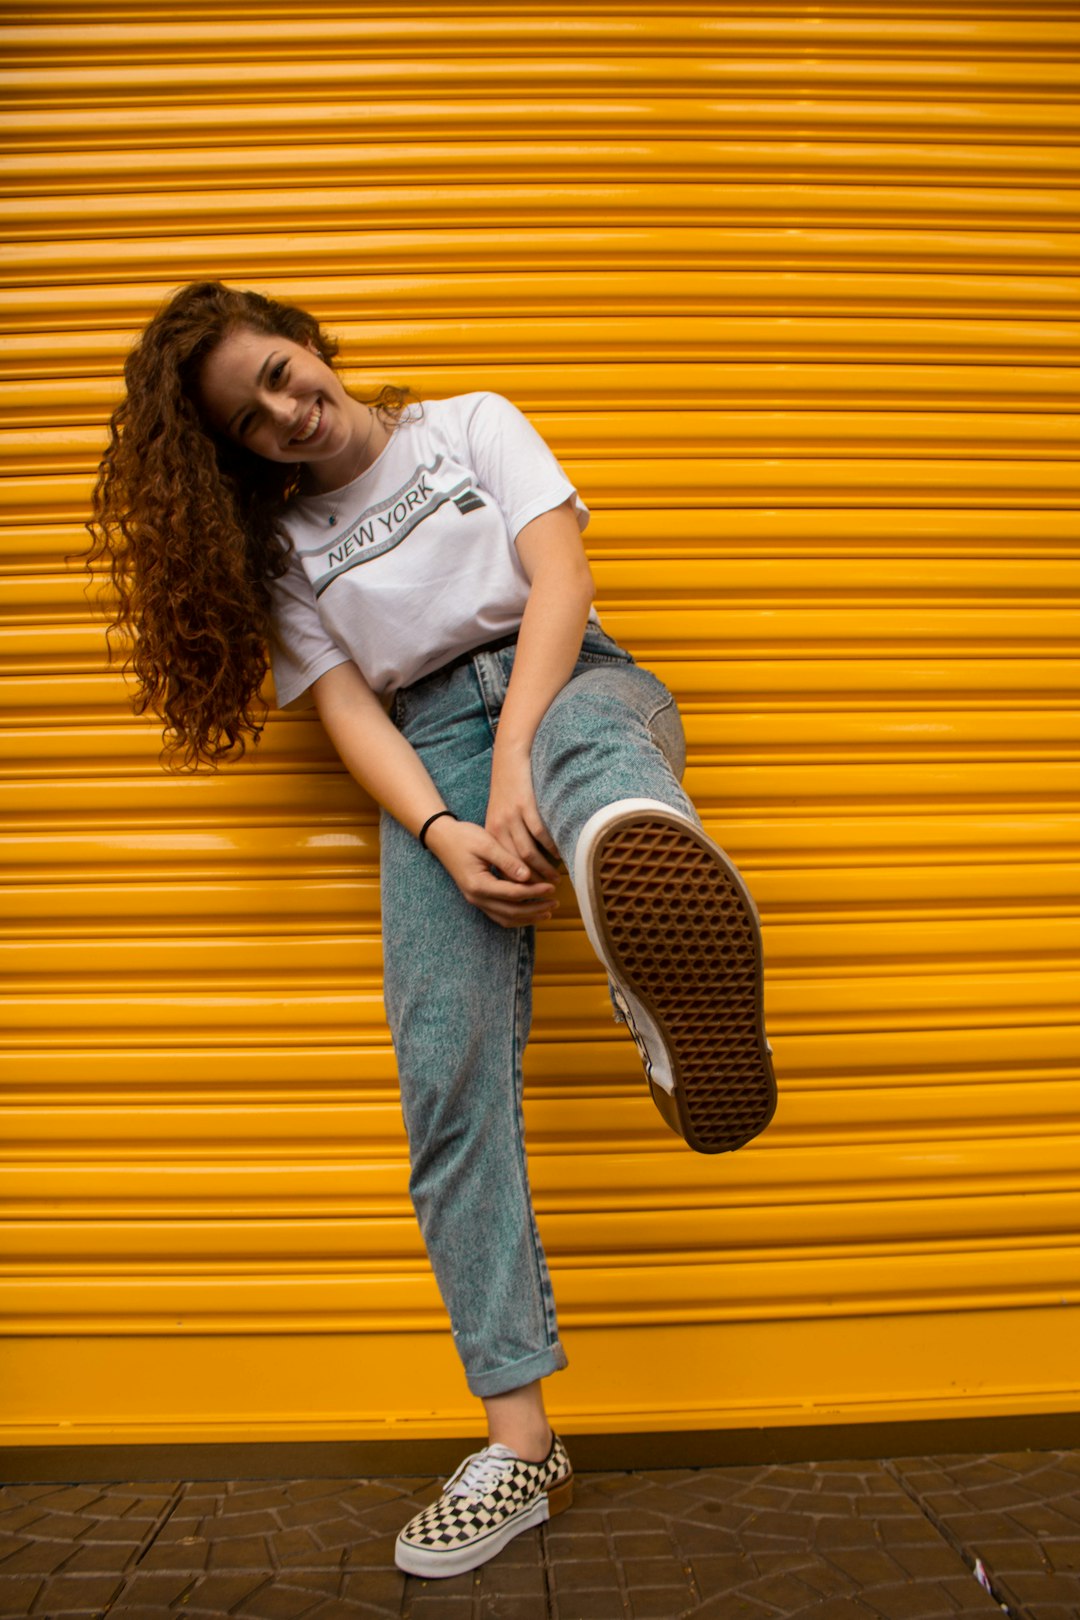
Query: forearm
xmin=311 ymin=657 xmax=556 ymax=926
xmin=311 ymin=660 xmax=445 ymax=837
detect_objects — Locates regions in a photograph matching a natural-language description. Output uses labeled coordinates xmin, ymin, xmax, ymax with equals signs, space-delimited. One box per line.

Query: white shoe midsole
xmin=572 ymin=797 xmax=704 ymax=1096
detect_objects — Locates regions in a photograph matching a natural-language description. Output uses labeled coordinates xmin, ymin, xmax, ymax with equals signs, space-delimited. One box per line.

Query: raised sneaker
xmin=573 ymin=797 xmax=776 ymax=1154
xmin=394 ymin=1434 xmax=573 ymax=1578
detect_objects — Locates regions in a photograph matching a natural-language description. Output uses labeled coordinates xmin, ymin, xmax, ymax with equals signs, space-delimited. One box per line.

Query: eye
xmin=269 ymin=360 xmax=288 ymax=385
xmin=238 ymin=412 xmax=255 ymax=437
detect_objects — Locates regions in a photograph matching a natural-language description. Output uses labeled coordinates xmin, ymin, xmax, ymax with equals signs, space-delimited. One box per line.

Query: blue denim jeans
xmin=380 ymin=623 xmax=696 ymax=1397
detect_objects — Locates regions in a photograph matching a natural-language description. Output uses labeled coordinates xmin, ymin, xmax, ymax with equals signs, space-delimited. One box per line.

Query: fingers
xmin=430 ymin=818 xmax=557 ymax=928
xmin=521 ymin=827 xmax=561 ymax=881
xmin=488 ymin=809 xmax=561 ymax=881
xmin=465 ymin=839 xmax=558 ymax=929
xmin=473 ymin=876 xmax=557 ymax=929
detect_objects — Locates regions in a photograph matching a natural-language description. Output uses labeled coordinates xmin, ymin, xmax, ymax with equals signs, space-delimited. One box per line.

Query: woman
xmin=88 ymin=281 xmax=776 ymax=1579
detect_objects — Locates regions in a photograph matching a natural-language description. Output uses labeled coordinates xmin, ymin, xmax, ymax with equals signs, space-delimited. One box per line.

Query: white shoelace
xmin=448 ymin=1442 xmax=520 ymax=1498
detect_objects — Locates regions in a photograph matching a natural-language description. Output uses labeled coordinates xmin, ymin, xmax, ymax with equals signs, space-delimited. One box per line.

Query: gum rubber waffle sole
xmin=589 ymin=811 xmax=776 ymax=1154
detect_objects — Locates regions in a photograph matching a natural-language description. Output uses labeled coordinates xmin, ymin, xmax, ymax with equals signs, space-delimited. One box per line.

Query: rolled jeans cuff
xmin=466 ymin=1339 xmax=570 ymax=1399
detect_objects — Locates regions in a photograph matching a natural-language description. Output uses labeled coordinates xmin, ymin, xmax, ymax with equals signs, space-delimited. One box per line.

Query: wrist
xmin=492 ymin=727 xmax=533 ymax=759
xmin=422 ymin=812 xmax=463 ymax=858
xmin=417 ymin=808 xmax=458 ymax=849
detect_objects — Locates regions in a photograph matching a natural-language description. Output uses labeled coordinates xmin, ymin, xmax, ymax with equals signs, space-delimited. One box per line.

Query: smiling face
xmin=197 ymin=325 xmax=381 ymax=491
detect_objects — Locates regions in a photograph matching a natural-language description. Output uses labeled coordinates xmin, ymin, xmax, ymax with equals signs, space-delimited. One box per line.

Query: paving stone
xmin=133 ymin=1537 xmax=204 ymax=1572
xmin=973 ymin=1535 xmax=1047 ymax=1573
xmin=939 ymin=1576 xmax=1008 ymax=1612
xmin=166 ymin=1569 xmax=264 ymax=1607
xmin=207 ymin=1533 xmax=276 ymax=1570
xmin=886 ymin=1540 xmax=973 ymax=1580
xmin=588 ymin=1476 xmax=651 ymax=1499
xmin=611 ymin=1531 xmax=676 ymax=1558
xmin=675 ymin=1500 xmax=751 ymax=1535
xmin=342 ymin=1531 xmax=400 ymax=1569
xmin=235 ymin=1580 xmax=326 ymax=1618
xmin=39 ymin=1487 xmax=108 ymax=1514
xmin=14 ymin=1511 xmax=99 ymax=1544
xmin=0 ymin=1537 xmax=73 ymax=1575
xmin=477 ymin=1598 xmax=550 ymax=1620
xmin=405 ymin=1600 xmax=472 ymax=1617
xmin=1044 ymin=1536 xmax=1080 ymax=1570
xmin=0 ymin=1574 xmax=43 ymax=1615
xmin=894 ymin=1450 xmax=1080 ymax=1620
xmin=0 ymin=1506 xmax=53 ymax=1536
xmin=688 ymin=1551 xmax=756 ymax=1597
xmin=544 ymin=1531 xmax=610 ymax=1559
xmin=620 ymin=1556 xmax=693 ymax=1589
xmin=201 ymin=1509 xmax=283 ymax=1539
xmin=339 ymin=1565 xmax=406 ymax=1607
xmin=619 ymin=1483 xmax=719 ymax=1520
xmin=20 ymin=1571 xmax=126 ymax=1612
xmin=745 ymin=1571 xmax=836 ymax=1609
xmin=552 ymin=1556 xmax=623 ymax=1591
xmin=280 ymin=1481 xmax=351 ymax=1503
xmin=629 ymin=1586 xmax=696 ymax=1616
xmin=272 ymin=1526 xmax=333 ymax=1566
xmin=406 ymin=1567 xmax=476 ymax=1597
xmin=2 ymin=1450 xmax=1076 ymax=1618
xmin=108 ymin=1609 xmax=179 ymax=1620
xmin=493 ymin=1530 xmax=543 ymax=1566
xmin=476 ymin=1558 xmax=546 ymax=1597
xmin=825 ymin=1547 xmax=908 ymax=1585
xmin=336 ymin=1484 xmax=406 ymax=1511
xmin=346 ymin=1499 xmax=418 ymax=1538
xmin=550 ymin=1587 xmax=626 ymax=1618
xmin=861 ymin=1580 xmax=963 ymax=1619
xmin=546 ymin=1508 xmax=609 ymax=1537
xmin=309 ymin=1603 xmax=399 ymax=1620
xmin=154 ymin=1510 xmax=208 ymax=1538
xmin=680 ymin=1595 xmax=773 ymax=1620
xmin=1003 ymin=1569 xmax=1080 ymax=1609
xmin=103 ymin=1570 xmax=199 ymax=1609
xmin=671 ymin=1521 xmax=743 ymax=1557
xmin=62 ymin=1542 xmax=145 ymax=1574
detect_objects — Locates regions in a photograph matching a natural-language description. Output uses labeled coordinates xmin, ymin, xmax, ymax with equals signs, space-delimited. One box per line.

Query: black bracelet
xmin=418 ymin=809 xmax=459 ymax=849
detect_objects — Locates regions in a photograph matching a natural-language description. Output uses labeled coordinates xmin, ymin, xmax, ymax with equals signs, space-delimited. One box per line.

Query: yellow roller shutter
xmin=2 ymin=3 xmax=1079 ymax=1450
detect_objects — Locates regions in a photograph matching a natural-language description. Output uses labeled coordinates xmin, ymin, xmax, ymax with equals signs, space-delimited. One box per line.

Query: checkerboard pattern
xmin=395 ymin=1436 xmax=572 ymax=1576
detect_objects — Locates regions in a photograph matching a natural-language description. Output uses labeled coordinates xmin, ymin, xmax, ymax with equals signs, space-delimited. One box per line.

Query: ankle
xmin=489 ymin=1424 xmax=553 ymax=1463
xmin=481 ymin=1379 xmax=553 ymax=1463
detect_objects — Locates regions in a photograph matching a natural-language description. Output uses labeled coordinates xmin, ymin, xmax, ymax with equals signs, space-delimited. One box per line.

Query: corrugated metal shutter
xmin=2 ymin=4 xmax=1079 ymax=1448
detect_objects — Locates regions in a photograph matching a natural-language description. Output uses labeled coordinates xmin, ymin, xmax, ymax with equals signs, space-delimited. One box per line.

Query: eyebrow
xmin=226 ymin=350 xmax=280 ymax=432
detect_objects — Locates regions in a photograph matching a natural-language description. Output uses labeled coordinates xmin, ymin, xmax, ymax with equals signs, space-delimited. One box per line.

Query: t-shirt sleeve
xmin=266 ymin=552 xmax=353 ymax=710
xmin=464 ymin=392 xmax=589 ymax=540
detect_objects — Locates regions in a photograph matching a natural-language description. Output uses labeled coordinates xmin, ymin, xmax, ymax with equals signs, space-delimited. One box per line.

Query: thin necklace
xmin=308 ymin=406 xmax=376 ymax=527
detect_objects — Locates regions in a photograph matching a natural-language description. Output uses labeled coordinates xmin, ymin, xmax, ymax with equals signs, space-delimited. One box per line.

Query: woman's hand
xmin=486 ymin=736 xmax=561 ymax=884
xmin=424 ymin=812 xmax=557 ymax=928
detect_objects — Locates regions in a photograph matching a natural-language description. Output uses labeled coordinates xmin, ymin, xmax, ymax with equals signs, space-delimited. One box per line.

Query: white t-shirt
xmin=267 ymin=391 xmax=592 ymax=705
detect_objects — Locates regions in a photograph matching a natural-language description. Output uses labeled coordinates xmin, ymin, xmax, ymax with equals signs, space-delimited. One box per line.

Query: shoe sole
xmin=583 ymin=807 xmax=776 ymax=1154
xmin=394 ymin=1470 xmax=573 ymax=1578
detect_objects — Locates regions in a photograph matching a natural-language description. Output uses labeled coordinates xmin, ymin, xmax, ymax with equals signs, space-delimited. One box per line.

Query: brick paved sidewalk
xmin=1 ymin=1451 xmax=1077 ymax=1620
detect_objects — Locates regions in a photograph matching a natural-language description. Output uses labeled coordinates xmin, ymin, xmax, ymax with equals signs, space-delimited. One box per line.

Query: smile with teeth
xmin=291 ymin=400 xmax=322 ymax=444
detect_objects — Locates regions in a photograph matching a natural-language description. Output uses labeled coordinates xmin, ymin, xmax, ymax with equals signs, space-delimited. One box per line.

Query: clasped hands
xmin=421 ymin=742 xmax=559 ymax=928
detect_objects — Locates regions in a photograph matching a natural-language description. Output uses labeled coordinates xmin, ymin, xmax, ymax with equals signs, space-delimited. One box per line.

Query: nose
xmin=264 ymin=393 xmax=295 ymax=427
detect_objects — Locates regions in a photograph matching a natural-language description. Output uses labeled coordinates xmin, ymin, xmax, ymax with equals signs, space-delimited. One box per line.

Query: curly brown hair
xmin=86 ymin=280 xmax=409 ymax=768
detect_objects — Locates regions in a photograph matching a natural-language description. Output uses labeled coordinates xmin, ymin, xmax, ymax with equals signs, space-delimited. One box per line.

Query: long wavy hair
xmin=86 ymin=280 xmax=409 ymax=768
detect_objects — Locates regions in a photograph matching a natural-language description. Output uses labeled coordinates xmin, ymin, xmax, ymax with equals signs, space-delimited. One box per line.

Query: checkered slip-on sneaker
xmin=573 ymin=797 xmax=777 ymax=1155
xmin=394 ymin=1434 xmax=573 ymax=1578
